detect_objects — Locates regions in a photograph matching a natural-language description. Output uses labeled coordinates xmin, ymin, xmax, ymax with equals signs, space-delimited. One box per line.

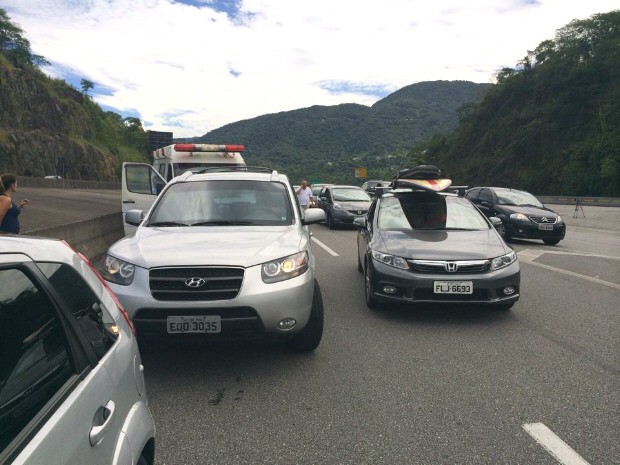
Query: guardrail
xmin=18 ymin=177 xmax=121 ymax=190
xmin=537 ymin=196 xmax=620 ymax=207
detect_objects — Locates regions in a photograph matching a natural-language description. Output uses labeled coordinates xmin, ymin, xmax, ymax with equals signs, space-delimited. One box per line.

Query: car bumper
xmin=506 ymin=222 xmax=566 ymax=241
xmin=331 ymin=210 xmax=366 ymax=226
xmin=107 ymin=264 xmax=315 ymax=339
xmin=369 ymin=259 xmax=520 ymax=306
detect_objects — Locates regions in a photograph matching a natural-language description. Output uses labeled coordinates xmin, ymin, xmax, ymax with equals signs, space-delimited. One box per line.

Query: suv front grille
xmin=149 ymin=267 xmax=244 ymax=301
xmin=409 ymin=259 xmax=490 ymax=274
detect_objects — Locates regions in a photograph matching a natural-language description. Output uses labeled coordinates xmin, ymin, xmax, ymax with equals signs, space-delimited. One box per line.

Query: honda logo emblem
xmin=185 ymin=277 xmax=206 ymax=288
xmin=445 ymin=262 xmax=458 ymax=272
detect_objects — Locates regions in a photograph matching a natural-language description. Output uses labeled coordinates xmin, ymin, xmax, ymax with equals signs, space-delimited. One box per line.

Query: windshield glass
xmin=495 ymin=189 xmax=543 ymax=207
xmin=378 ymin=193 xmax=489 ymax=230
xmin=332 ymin=188 xmax=372 ymax=202
xmin=149 ymin=180 xmax=293 ymax=226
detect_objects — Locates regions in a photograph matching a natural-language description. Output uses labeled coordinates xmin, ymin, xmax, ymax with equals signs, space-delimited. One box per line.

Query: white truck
xmin=121 ymin=143 xmax=246 ymax=234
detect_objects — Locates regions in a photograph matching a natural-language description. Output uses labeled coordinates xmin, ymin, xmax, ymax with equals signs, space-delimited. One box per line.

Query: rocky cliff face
xmin=0 ymin=55 xmax=118 ymax=180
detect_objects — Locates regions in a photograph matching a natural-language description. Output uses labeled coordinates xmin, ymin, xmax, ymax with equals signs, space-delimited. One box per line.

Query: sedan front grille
xmin=409 ymin=259 xmax=490 ymax=274
xmin=149 ymin=267 xmax=244 ymax=301
xmin=347 ymin=209 xmax=367 ymax=215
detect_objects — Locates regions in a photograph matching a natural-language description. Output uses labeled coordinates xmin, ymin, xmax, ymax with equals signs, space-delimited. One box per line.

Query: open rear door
xmin=121 ymin=163 xmax=166 ymax=235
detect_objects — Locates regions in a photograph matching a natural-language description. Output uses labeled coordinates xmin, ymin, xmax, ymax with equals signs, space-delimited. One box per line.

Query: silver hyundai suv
xmin=100 ymin=167 xmax=326 ymax=352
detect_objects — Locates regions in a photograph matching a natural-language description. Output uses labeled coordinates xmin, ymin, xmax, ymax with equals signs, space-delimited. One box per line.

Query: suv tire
xmin=288 ymin=281 xmax=324 ymax=352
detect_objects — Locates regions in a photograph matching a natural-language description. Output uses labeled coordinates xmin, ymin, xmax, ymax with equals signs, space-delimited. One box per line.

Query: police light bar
xmin=174 ymin=144 xmax=245 ymax=152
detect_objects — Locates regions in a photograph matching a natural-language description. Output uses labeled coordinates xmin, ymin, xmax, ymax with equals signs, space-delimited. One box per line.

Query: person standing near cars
xmin=0 ymin=173 xmax=30 ymax=234
xmin=296 ymin=180 xmax=313 ymax=211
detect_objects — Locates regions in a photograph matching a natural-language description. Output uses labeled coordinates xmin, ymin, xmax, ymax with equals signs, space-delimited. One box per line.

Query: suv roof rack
xmin=192 ymin=166 xmax=275 ymax=175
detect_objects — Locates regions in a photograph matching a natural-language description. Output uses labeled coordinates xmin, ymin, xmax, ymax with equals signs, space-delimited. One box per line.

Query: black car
xmin=465 ymin=187 xmax=566 ymax=245
xmin=354 ymin=189 xmax=520 ymax=310
xmin=361 ymin=179 xmax=391 ymax=198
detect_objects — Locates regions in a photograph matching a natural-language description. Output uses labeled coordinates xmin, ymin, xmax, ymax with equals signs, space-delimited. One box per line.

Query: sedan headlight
xmin=262 ymin=251 xmax=308 ymax=283
xmin=557 ymin=215 xmax=563 ymax=223
xmin=509 ymin=213 xmax=529 ymax=221
xmin=371 ymin=250 xmax=409 ymax=270
xmin=100 ymin=254 xmax=136 ymax=285
xmin=490 ymin=251 xmax=518 ymax=271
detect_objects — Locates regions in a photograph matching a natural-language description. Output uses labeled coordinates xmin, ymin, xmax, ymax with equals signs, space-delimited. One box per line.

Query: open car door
xmin=122 ymin=163 xmax=166 ymax=235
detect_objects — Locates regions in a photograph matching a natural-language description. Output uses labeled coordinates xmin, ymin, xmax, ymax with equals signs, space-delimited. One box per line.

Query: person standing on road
xmin=0 ymin=173 xmax=30 ymax=234
xmin=296 ymin=180 xmax=313 ymax=211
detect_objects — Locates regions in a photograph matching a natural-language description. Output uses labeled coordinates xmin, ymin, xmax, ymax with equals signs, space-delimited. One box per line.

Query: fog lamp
xmin=278 ymin=318 xmax=296 ymax=330
xmin=503 ymin=286 xmax=516 ymax=295
xmin=382 ymin=286 xmax=397 ymax=294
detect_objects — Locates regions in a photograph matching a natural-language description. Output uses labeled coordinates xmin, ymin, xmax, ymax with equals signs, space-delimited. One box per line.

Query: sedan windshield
xmin=149 ymin=180 xmax=293 ymax=226
xmin=332 ymin=188 xmax=372 ymax=202
xmin=378 ymin=193 xmax=490 ymax=230
xmin=495 ymin=189 xmax=543 ymax=207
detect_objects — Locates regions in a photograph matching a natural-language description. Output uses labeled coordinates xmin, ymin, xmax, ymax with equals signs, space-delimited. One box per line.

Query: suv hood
xmin=378 ymin=229 xmax=510 ymax=260
xmin=108 ymin=226 xmax=304 ymax=268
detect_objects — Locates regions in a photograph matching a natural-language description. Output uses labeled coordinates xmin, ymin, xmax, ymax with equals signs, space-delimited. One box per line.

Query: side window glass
xmin=38 ymin=263 xmax=118 ymax=360
xmin=0 ymin=268 xmax=74 ymax=451
xmin=466 ymin=189 xmax=479 ymax=201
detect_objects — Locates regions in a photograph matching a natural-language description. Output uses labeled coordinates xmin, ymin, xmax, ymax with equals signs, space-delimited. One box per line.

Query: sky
xmin=3 ymin=0 xmax=619 ymax=138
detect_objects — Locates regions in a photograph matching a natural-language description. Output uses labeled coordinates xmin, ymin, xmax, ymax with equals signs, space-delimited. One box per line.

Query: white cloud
xmin=3 ymin=0 xmax=618 ymax=137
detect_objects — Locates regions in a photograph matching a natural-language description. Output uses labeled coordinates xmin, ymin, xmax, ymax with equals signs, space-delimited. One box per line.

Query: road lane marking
xmin=311 ymin=237 xmax=339 ymax=256
xmin=518 ymin=250 xmax=620 ymax=290
xmin=523 ymin=423 xmax=591 ymax=465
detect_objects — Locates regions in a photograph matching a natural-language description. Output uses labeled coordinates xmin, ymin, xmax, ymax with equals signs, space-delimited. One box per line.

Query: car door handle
xmin=123 ymin=200 xmax=136 ymax=204
xmin=90 ymin=400 xmax=116 ymax=446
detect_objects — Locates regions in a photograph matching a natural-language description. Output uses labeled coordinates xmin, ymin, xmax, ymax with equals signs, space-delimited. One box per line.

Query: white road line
xmin=517 ymin=251 xmax=620 ymax=290
xmin=311 ymin=237 xmax=339 ymax=257
xmin=523 ymin=423 xmax=591 ymax=465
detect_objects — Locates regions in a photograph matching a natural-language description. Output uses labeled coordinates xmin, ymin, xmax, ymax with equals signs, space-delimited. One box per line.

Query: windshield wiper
xmin=191 ymin=220 xmax=253 ymax=226
xmin=148 ymin=221 xmax=189 ymax=227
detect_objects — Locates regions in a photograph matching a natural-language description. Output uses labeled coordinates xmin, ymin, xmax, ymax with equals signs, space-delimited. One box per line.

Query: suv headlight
xmin=100 ymin=254 xmax=136 ymax=285
xmin=510 ymin=213 xmax=529 ymax=221
xmin=262 ymin=251 xmax=308 ymax=283
xmin=490 ymin=251 xmax=518 ymax=271
xmin=371 ymin=249 xmax=409 ymax=270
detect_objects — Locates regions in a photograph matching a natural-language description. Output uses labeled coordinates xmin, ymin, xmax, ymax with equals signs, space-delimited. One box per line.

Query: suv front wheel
xmin=288 ymin=281 xmax=324 ymax=352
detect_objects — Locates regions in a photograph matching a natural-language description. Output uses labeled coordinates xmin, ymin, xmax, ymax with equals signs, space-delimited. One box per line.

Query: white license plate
xmin=538 ymin=224 xmax=554 ymax=230
xmin=167 ymin=315 xmax=221 ymax=334
xmin=434 ymin=281 xmax=473 ymax=294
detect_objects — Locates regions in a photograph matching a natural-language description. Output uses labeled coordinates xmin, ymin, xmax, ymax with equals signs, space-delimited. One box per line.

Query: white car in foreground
xmin=101 ymin=167 xmax=326 ymax=352
xmin=0 ymin=236 xmax=155 ymax=465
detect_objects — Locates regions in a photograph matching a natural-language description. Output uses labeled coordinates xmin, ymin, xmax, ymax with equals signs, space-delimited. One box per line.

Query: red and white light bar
xmin=173 ymin=144 xmax=245 ymax=152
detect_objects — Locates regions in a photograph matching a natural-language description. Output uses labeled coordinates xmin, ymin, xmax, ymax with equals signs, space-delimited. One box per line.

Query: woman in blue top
xmin=0 ymin=174 xmax=30 ymax=234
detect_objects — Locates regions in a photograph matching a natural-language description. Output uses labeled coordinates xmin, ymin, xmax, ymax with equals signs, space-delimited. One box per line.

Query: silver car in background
xmin=101 ymin=167 xmax=326 ymax=352
xmin=0 ymin=236 xmax=155 ymax=465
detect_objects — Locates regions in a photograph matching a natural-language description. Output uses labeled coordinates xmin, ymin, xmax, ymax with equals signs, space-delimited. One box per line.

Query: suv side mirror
xmin=125 ymin=210 xmax=145 ymax=226
xmin=353 ymin=217 xmax=366 ymax=229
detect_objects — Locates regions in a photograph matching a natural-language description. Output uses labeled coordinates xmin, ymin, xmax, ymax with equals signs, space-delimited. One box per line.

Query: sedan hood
xmin=107 ymin=226 xmax=304 ymax=268
xmin=378 ymin=229 xmax=510 ymax=260
xmin=336 ymin=201 xmax=371 ymax=211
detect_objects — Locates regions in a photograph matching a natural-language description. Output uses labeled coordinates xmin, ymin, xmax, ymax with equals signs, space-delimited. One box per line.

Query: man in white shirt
xmin=296 ymin=180 xmax=313 ymax=211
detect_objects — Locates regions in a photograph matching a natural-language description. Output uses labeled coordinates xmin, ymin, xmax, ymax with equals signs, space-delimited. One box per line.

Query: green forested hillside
xmin=420 ymin=10 xmax=620 ymax=196
xmin=193 ymin=81 xmax=489 ymax=184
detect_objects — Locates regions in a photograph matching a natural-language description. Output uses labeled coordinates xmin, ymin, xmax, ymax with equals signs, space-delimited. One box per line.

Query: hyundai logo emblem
xmin=445 ymin=262 xmax=458 ymax=272
xmin=185 ymin=277 xmax=206 ymax=288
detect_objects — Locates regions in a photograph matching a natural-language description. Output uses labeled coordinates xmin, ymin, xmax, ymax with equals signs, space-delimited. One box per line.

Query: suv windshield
xmin=332 ymin=188 xmax=372 ymax=202
xmin=495 ymin=189 xmax=543 ymax=207
xmin=149 ymin=180 xmax=294 ymax=226
xmin=378 ymin=193 xmax=490 ymax=230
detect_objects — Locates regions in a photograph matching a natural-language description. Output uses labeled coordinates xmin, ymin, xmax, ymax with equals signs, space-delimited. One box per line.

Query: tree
xmin=80 ymin=78 xmax=94 ymax=95
xmin=0 ymin=8 xmax=49 ymax=67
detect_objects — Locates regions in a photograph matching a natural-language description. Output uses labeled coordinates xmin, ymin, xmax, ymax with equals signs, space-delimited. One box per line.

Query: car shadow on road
xmin=369 ymin=302 xmax=516 ymax=327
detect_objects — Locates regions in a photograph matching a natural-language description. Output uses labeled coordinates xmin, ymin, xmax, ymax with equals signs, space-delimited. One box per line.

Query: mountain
xmin=189 ymin=80 xmax=490 ymax=184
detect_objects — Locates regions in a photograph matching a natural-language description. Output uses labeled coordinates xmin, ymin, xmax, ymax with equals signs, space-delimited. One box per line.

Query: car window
xmin=332 ymin=188 xmax=371 ymax=202
xmin=0 ymin=268 xmax=75 ymax=452
xmin=149 ymin=180 xmax=293 ymax=226
xmin=37 ymin=263 xmax=118 ymax=360
xmin=478 ymin=189 xmax=494 ymax=204
xmin=378 ymin=194 xmax=489 ymax=230
xmin=465 ymin=189 xmax=479 ymax=201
